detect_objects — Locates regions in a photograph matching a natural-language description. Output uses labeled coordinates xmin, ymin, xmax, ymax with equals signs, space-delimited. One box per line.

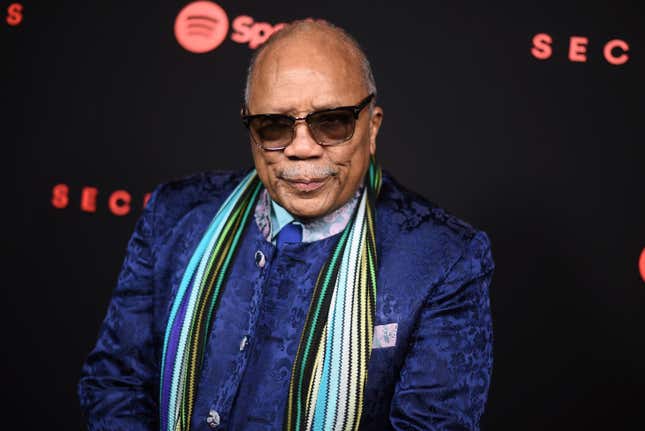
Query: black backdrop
xmin=4 ymin=1 xmax=645 ymax=429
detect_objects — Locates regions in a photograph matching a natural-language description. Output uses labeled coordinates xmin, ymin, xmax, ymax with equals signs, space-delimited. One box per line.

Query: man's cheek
xmin=327 ymin=150 xmax=353 ymax=168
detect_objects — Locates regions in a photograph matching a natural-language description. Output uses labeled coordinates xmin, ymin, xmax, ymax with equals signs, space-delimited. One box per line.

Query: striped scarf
xmin=160 ymin=160 xmax=382 ymax=431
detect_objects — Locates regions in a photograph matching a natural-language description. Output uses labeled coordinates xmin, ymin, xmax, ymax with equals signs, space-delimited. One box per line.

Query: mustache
xmin=278 ymin=165 xmax=339 ymax=180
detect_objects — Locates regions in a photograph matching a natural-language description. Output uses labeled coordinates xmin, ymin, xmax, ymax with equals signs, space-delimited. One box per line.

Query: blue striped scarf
xmin=160 ymin=160 xmax=382 ymax=431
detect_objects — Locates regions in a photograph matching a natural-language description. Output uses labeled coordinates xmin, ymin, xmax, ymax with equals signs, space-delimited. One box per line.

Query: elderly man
xmin=79 ymin=19 xmax=494 ymax=431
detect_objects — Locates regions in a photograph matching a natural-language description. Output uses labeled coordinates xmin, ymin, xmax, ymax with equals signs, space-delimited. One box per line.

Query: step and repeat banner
xmin=4 ymin=1 xmax=644 ymax=429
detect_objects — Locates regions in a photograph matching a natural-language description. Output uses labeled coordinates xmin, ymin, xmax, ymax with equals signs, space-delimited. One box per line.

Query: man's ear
xmin=368 ymin=106 xmax=384 ymax=155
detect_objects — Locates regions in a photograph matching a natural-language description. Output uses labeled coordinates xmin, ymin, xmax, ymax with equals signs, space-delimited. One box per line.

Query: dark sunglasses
xmin=241 ymin=93 xmax=375 ymax=151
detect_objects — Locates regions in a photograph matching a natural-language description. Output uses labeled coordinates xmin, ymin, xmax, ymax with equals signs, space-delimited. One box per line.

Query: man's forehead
xmin=257 ymin=34 xmax=360 ymax=76
xmin=249 ymin=38 xmax=365 ymax=112
xmin=249 ymin=71 xmax=363 ymax=114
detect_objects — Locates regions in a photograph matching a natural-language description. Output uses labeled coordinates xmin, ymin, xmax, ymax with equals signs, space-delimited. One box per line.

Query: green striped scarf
xmin=160 ymin=160 xmax=382 ymax=431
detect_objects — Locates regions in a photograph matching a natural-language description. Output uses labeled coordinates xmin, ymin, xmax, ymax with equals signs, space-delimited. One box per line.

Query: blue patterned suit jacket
xmin=78 ymin=169 xmax=495 ymax=431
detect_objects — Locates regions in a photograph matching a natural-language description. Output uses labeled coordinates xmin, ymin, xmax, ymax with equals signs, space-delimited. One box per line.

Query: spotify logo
xmin=174 ymin=1 xmax=229 ymax=54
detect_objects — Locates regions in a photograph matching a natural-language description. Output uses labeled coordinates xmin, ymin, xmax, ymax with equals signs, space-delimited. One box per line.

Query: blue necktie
xmin=276 ymin=222 xmax=302 ymax=250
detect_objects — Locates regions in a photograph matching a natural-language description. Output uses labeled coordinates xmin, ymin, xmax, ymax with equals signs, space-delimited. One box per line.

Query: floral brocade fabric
xmin=78 ymin=169 xmax=495 ymax=431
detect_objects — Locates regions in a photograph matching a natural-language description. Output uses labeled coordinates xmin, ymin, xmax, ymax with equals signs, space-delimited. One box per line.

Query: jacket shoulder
xmin=147 ymin=169 xmax=250 ymax=235
xmin=377 ymin=172 xmax=493 ymax=280
xmin=379 ymin=172 xmax=480 ymax=238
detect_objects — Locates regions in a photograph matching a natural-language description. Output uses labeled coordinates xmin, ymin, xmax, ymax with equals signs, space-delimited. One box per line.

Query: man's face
xmin=247 ymin=33 xmax=383 ymax=220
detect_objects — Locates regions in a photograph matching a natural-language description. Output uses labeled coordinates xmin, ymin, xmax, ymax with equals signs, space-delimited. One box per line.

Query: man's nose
xmin=283 ymin=121 xmax=324 ymax=159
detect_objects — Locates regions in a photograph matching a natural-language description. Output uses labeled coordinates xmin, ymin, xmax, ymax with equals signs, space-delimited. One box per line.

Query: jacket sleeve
xmin=389 ymin=231 xmax=495 ymax=430
xmin=78 ymin=186 xmax=164 ymax=431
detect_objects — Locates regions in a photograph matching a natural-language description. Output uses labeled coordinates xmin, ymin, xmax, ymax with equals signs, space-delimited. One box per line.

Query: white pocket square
xmin=372 ymin=323 xmax=398 ymax=349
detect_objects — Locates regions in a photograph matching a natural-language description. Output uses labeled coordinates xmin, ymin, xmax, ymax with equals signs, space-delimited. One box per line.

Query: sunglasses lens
xmin=309 ymin=110 xmax=355 ymax=145
xmin=249 ymin=116 xmax=293 ymax=149
xmin=246 ymin=107 xmax=359 ymax=149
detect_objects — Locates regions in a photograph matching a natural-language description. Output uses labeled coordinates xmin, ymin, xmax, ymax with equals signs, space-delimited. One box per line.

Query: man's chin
xmin=280 ymin=196 xmax=334 ymax=220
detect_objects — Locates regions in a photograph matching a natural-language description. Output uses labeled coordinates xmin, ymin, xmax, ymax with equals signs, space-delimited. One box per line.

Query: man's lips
xmin=282 ymin=177 xmax=329 ymax=192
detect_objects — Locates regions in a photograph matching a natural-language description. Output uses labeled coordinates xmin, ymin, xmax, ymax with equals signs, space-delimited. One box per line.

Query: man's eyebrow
xmin=295 ymin=102 xmax=348 ymax=115
xmin=255 ymin=99 xmax=346 ymax=115
xmin=311 ymin=99 xmax=347 ymax=111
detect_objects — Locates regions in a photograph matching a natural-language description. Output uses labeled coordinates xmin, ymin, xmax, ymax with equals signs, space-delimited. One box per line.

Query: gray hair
xmin=243 ymin=19 xmax=377 ymax=108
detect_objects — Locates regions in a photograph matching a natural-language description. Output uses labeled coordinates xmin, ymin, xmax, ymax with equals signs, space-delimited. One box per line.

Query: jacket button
xmin=254 ymin=250 xmax=266 ymax=268
xmin=239 ymin=335 xmax=248 ymax=351
xmin=206 ymin=410 xmax=220 ymax=429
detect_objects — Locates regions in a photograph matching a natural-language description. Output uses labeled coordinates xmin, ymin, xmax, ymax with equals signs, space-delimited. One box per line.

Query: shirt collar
xmin=254 ymin=187 xmax=362 ymax=244
xmin=270 ymin=199 xmax=297 ymax=241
